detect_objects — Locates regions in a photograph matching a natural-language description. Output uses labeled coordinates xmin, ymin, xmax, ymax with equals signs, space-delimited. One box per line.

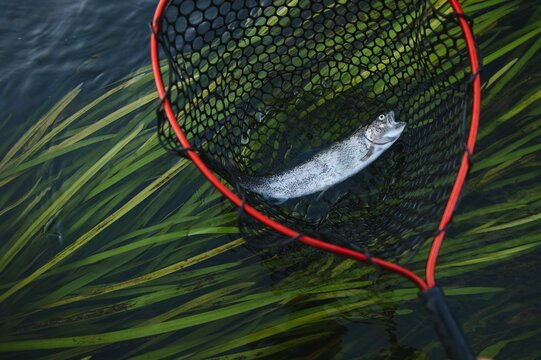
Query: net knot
xmin=454 ymin=12 xmax=475 ymax=27
xmin=434 ymin=224 xmax=449 ymax=237
xmin=290 ymin=232 xmax=305 ymax=242
xmin=238 ymin=193 xmax=247 ymax=218
xmin=464 ymin=144 xmax=474 ymax=166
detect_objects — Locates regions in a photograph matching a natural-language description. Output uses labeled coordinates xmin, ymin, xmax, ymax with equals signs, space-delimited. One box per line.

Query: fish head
xmin=363 ymin=111 xmax=406 ymax=145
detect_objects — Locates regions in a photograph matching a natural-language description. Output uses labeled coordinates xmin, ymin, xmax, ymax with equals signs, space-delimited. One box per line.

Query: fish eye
xmin=379 ymin=114 xmax=385 ymax=120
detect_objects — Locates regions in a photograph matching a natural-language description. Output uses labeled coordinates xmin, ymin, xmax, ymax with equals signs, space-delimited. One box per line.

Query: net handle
xmin=150 ymin=0 xmax=481 ymax=291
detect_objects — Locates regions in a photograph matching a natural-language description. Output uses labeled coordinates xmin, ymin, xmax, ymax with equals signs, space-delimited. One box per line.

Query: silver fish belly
xmin=240 ymin=112 xmax=405 ymax=201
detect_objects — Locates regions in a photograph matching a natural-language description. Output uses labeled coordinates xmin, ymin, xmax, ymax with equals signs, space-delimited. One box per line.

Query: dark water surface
xmin=0 ymin=0 xmax=155 ymax=120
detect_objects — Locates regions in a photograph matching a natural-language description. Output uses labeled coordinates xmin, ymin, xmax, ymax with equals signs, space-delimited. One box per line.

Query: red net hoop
xmin=151 ymin=0 xmax=480 ymax=289
xmin=151 ymin=0 xmax=481 ymax=356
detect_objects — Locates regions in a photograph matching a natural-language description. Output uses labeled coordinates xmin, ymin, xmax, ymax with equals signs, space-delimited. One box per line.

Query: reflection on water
xmin=0 ymin=0 xmax=155 ymax=121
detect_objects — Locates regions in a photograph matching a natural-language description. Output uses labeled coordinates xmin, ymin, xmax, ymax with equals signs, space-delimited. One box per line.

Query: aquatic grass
xmin=484 ymin=36 xmax=541 ymax=103
xmin=0 ymin=85 xmax=82 ymax=169
xmin=479 ymin=329 xmax=541 ymax=359
xmin=0 ymin=124 xmax=145 ymax=276
xmin=189 ymin=287 xmax=503 ymax=360
xmin=0 ymin=0 xmax=540 ymax=358
xmin=39 ymin=238 xmax=245 ymax=310
xmin=0 ymin=282 xmax=501 ymax=352
xmin=0 ymin=292 xmax=291 ymax=351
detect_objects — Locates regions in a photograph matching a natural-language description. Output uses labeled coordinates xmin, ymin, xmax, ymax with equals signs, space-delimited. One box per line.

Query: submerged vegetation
xmin=0 ymin=0 xmax=540 ymax=358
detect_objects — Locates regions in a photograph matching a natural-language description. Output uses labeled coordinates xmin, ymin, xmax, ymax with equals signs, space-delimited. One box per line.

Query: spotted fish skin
xmin=240 ymin=111 xmax=406 ymax=202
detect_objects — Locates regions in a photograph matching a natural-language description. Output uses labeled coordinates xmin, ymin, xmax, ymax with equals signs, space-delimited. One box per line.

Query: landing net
xmin=154 ymin=0 xmax=478 ymax=260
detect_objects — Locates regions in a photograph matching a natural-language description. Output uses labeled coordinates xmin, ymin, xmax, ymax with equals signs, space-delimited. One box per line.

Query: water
xmin=0 ymin=1 xmax=540 ymax=359
xmin=0 ymin=0 xmax=155 ymax=121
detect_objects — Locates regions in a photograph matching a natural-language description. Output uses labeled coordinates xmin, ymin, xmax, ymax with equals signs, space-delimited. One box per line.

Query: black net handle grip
xmin=419 ymin=287 xmax=475 ymax=360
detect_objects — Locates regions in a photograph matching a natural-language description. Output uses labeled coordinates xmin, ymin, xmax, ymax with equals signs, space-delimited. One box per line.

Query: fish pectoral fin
xmin=316 ymin=188 xmax=329 ymax=201
xmin=361 ymin=146 xmax=375 ymax=161
xmin=271 ymin=198 xmax=288 ymax=205
xmin=261 ymin=193 xmax=288 ymax=205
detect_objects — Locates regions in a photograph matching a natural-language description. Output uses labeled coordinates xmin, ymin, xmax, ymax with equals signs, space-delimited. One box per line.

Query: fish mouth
xmin=386 ymin=110 xmax=396 ymax=125
xmin=395 ymin=120 xmax=406 ymax=128
xmin=386 ymin=111 xmax=406 ymax=130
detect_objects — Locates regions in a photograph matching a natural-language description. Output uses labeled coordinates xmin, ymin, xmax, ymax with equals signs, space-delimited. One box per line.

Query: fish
xmin=239 ymin=111 xmax=406 ymax=202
